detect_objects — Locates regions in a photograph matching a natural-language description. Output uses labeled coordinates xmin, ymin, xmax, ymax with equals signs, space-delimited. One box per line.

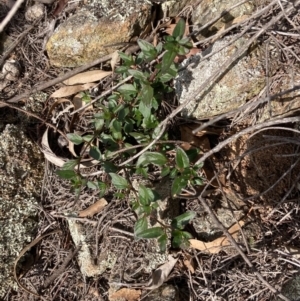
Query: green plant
xmin=56 ymin=19 xmax=204 ymax=251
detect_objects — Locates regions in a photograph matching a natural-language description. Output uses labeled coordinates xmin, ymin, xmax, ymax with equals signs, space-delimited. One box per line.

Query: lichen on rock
xmin=0 ymin=124 xmax=44 ymax=297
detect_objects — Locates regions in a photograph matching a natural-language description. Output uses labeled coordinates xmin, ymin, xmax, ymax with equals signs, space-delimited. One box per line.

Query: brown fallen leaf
xmin=78 ymin=198 xmax=108 ymax=218
xmin=180 ymin=124 xmax=211 ymax=154
xmin=51 ymin=83 xmax=95 ymax=98
xmin=109 ymin=288 xmax=141 ymax=301
xmin=174 ymin=48 xmax=201 ymax=63
xmin=63 ymin=70 xmax=111 ymax=85
xmin=147 ymin=255 xmax=178 ymax=290
xmin=110 ymin=51 xmax=120 ymax=72
xmin=183 ymin=254 xmax=195 ymax=274
xmin=189 ymin=220 xmax=245 ymax=254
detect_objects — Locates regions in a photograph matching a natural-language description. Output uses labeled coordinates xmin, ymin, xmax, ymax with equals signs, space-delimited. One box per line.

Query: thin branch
xmin=0 ymin=0 xmax=25 ymax=32
xmin=43 ymin=244 xmax=81 ymax=289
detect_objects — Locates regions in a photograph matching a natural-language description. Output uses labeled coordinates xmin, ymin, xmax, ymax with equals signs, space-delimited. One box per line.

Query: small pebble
xmin=25 ymin=3 xmax=45 ymax=22
xmin=2 ymin=60 xmax=20 ymax=81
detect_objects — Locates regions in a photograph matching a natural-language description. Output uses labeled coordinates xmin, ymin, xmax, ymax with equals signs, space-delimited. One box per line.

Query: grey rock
xmin=142 ymin=284 xmax=179 ymax=301
xmin=192 ymin=0 xmax=254 ymax=39
xmin=279 ymin=275 xmax=300 ymax=301
xmin=175 ymin=35 xmax=265 ymax=120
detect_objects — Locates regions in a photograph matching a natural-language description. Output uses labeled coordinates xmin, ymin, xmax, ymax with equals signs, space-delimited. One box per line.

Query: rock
xmin=174 ymin=35 xmax=266 ymax=119
xmin=191 ymin=0 xmax=254 ymax=39
xmin=257 ymin=72 xmax=300 ymax=122
xmin=25 ymin=3 xmax=45 ymax=22
xmin=142 ymin=284 xmax=179 ymax=301
xmin=67 ymin=219 xmax=118 ymax=277
xmin=46 ymin=2 xmax=151 ymax=67
xmin=279 ymin=275 xmax=300 ymax=301
xmin=161 ymin=0 xmax=254 ymax=38
xmin=0 ymin=124 xmax=44 ymax=298
xmin=2 ymin=60 xmax=21 ymax=81
xmin=161 ymin=0 xmax=196 ymax=18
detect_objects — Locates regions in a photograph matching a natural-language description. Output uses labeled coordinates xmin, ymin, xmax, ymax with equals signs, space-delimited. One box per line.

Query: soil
xmin=1 ymin=1 xmax=300 ymax=301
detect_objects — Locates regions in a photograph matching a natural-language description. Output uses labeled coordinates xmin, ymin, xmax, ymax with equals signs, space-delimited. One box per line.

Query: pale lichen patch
xmin=0 ymin=124 xmax=44 ymax=297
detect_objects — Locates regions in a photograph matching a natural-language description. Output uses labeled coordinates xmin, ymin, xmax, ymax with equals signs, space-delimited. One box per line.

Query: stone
xmin=142 ymin=284 xmax=179 ymax=301
xmin=174 ymin=35 xmax=266 ymax=119
xmin=46 ymin=2 xmax=151 ymax=67
xmin=191 ymin=0 xmax=254 ymax=39
xmin=0 ymin=124 xmax=44 ymax=298
xmin=2 ymin=60 xmax=21 ymax=81
xmin=25 ymin=3 xmax=45 ymax=22
xmin=279 ymin=275 xmax=300 ymax=301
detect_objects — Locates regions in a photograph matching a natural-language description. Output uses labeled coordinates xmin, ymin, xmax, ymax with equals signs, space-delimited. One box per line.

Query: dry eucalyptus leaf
xmin=41 ymin=128 xmax=98 ymax=168
xmin=189 ymin=220 xmax=245 ymax=254
xmin=147 ymin=255 xmax=178 ymax=290
xmin=51 ymin=83 xmax=95 ymax=98
xmin=110 ymin=288 xmax=141 ymax=301
xmin=78 ymin=198 xmax=108 ymax=217
xmin=183 ymin=254 xmax=195 ymax=274
xmin=63 ymin=70 xmax=111 ymax=85
xmin=110 ymin=51 xmax=120 ymax=72
xmin=41 ymin=128 xmax=65 ymax=167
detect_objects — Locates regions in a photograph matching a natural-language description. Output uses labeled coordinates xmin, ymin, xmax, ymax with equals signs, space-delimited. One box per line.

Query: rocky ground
xmin=1 ymin=0 xmax=300 ymax=300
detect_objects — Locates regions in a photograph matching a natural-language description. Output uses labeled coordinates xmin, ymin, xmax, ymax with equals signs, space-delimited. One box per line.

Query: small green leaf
xmin=56 ymin=169 xmax=77 ymax=179
xmin=137 ymin=152 xmax=168 ymax=167
xmin=117 ymin=84 xmax=137 ymax=95
xmin=178 ymin=37 xmax=191 ymax=46
xmin=175 ymin=147 xmax=190 ymax=169
xmin=94 ymin=118 xmax=104 ymax=131
xmin=136 ymin=227 xmax=164 ymax=239
xmin=89 ymin=146 xmax=102 ymax=161
xmin=97 ymin=181 xmax=107 ymax=197
xmin=130 ymin=132 xmax=149 ymax=143
xmin=137 ymin=39 xmax=157 ymax=60
xmin=67 ymin=133 xmax=83 ymax=145
xmin=158 ymin=72 xmax=175 ymax=83
xmin=128 ymin=69 xmax=147 ymax=81
xmin=138 ymin=184 xmax=155 ymax=206
xmin=83 ymin=135 xmax=94 ymax=143
xmin=139 ymin=99 xmax=151 ymax=118
xmin=172 ymin=230 xmax=192 ymax=249
xmin=109 ymin=173 xmax=129 ymax=189
xmin=141 ymin=205 xmax=152 ymax=215
xmin=135 ymin=167 xmax=149 ymax=178
xmin=161 ymin=51 xmax=177 ymax=74
xmin=118 ymin=52 xmax=134 ymax=64
xmin=161 ymin=167 xmax=170 ymax=177
xmin=61 ymin=159 xmax=78 ymax=170
xmin=138 ymin=39 xmax=156 ymax=53
xmin=172 ymin=18 xmax=185 ymax=39
xmin=171 ymin=176 xmax=188 ymax=196
xmin=140 ymin=84 xmax=153 ymax=108
xmin=103 ymin=162 xmax=118 ymax=173
xmin=134 ymin=217 xmax=148 ymax=236
xmin=171 ymin=211 xmax=196 ymax=230
xmin=158 ymin=234 xmax=168 ymax=252
xmin=193 ymin=177 xmax=204 ymax=186
xmin=110 ymin=119 xmax=123 ymax=140
xmin=87 ymin=181 xmax=98 ymax=190
xmin=115 ymin=66 xmax=129 ymax=74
